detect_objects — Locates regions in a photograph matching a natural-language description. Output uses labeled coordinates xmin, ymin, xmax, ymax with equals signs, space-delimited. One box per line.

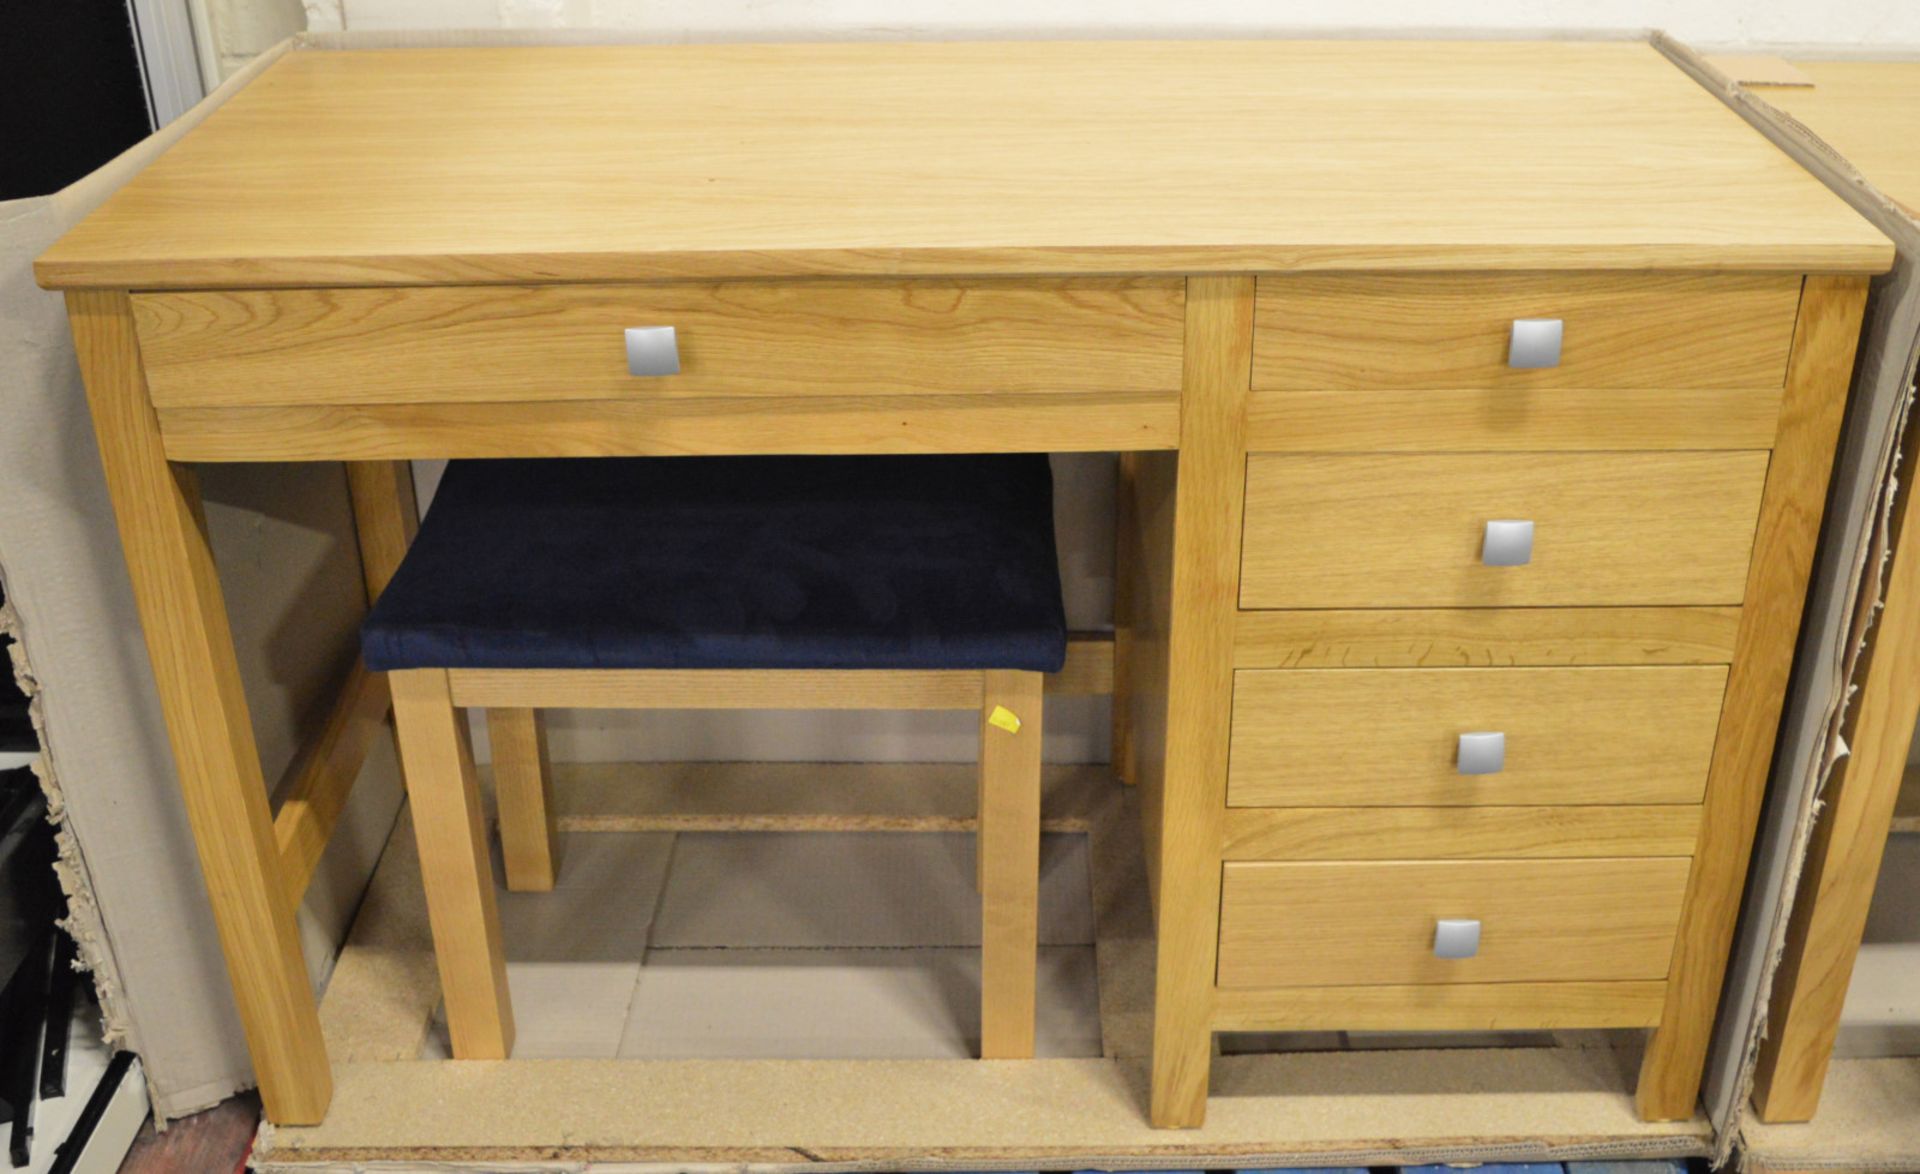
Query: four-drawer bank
xmin=1115 ymin=268 xmax=1867 ymax=1129
xmin=1209 ymin=272 xmax=1791 ymax=1025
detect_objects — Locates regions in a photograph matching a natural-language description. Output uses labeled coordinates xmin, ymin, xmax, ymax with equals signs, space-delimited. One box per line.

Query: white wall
xmin=204 ymin=0 xmax=1920 ymax=81
xmin=295 ymin=0 xmax=1920 ymax=50
xmin=196 ymin=0 xmax=306 ymax=79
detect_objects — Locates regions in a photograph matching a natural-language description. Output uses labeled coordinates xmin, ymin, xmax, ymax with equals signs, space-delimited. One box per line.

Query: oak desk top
xmin=1749 ymin=61 xmax=1920 ymax=218
xmin=37 ymin=39 xmax=1890 ymax=290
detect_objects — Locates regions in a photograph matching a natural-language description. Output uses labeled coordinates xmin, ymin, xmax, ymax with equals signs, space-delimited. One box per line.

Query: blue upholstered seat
xmin=362 ymin=455 xmax=1068 ymax=674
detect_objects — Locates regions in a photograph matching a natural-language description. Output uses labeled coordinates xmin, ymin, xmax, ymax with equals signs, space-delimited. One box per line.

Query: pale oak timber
xmin=1122 ymin=448 xmax=1178 ymax=919
xmin=1049 ymin=634 xmax=1114 ymax=697
xmin=1757 ymin=62 xmax=1920 ymax=218
xmin=338 ymin=458 xmax=418 ymax=892
xmin=1247 ymin=385 xmax=1785 ymax=452
xmin=272 ymin=660 xmax=392 ymax=905
xmin=389 ymin=668 xmax=514 ymax=1060
xmin=1217 ymin=858 xmax=1692 ymax=989
xmin=154 ymin=393 xmax=1178 ymax=462
xmin=978 ymin=670 xmax=1043 ymax=1060
xmin=1637 ymin=275 xmax=1870 ymax=1120
xmin=1227 ymin=665 xmax=1728 ymax=808
xmin=1232 ymin=606 xmax=1743 ymax=669
xmin=451 ymin=669 xmax=984 ymax=711
xmin=1220 ymin=805 xmax=1703 ymax=862
xmin=34 ymin=43 xmax=1889 ymax=289
xmin=449 ymin=636 xmax=1112 ymax=709
xmin=64 ymin=289 xmax=331 ymax=1124
xmin=1111 ymin=453 xmax=1140 ymax=785
xmin=1253 ymin=272 xmax=1800 ymax=391
xmin=1213 ymin=981 xmax=1669 ymax=1032
xmin=488 ymin=709 xmax=560 ymax=893
xmin=132 ymin=280 xmax=1184 ymax=408
xmin=1241 ymin=451 xmax=1771 ymax=609
xmin=342 ymin=461 xmax=418 ymax=602
xmin=1149 ymin=275 xmax=1254 ymax=1129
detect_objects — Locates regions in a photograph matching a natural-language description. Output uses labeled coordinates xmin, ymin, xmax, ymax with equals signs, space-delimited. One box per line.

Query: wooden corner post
xmin=65 ymin=289 xmax=333 ymax=1125
xmin=1636 ymin=274 xmax=1868 ymax=1121
xmin=1149 ymin=275 xmax=1256 ymax=1128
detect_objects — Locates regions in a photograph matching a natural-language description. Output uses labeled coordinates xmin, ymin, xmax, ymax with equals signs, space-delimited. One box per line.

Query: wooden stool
xmin=362 ymin=455 xmax=1068 ymax=1062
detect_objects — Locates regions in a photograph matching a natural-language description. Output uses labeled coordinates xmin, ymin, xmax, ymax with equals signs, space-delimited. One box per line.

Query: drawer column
xmin=1148 ymin=274 xmax=1255 ymax=1130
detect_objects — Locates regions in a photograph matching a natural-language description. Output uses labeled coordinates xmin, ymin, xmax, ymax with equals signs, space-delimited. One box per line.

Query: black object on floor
xmin=39 ymin=929 xmax=77 ymax=1100
xmin=44 ymin=1051 xmax=134 ymax=1174
xmin=0 ymin=768 xmax=74 ymax=1168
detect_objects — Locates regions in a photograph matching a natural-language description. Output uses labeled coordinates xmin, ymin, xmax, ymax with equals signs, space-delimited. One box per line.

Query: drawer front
xmin=1228 ymin=665 xmax=1727 ymax=807
xmin=1216 ymin=858 xmax=1691 ymax=989
xmin=131 ymin=279 xmax=1186 ymax=408
xmin=1240 ymin=451 xmax=1769 ymax=608
xmin=1253 ymin=272 xmax=1801 ymax=391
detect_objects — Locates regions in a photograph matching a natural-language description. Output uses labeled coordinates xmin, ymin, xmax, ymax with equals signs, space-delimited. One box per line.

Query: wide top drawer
xmin=131 ymin=279 xmax=1186 ymax=409
xmin=1253 ymin=272 xmax=1801 ymax=391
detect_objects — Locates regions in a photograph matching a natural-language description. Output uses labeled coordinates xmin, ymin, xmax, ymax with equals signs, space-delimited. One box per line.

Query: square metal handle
xmin=1457 ymin=731 xmax=1506 ymax=775
xmin=625 ymin=326 xmax=681 ymax=376
xmin=1508 ymin=318 xmax=1563 ymax=368
xmin=1482 ymin=519 xmax=1534 ymax=566
xmin=1434 ymin=918 xmax=1482 ymax=960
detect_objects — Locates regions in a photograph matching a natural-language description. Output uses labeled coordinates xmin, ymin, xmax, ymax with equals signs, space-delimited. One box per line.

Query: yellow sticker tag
xmin=987 ymin=705 xmax=1022 ymax=735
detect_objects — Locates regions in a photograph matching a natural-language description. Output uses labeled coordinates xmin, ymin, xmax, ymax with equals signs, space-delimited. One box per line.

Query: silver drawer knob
xmin=1508 ymin=318 xmax=1563 ymax=368
xmin=1434 ymin=918 xmax=1482 ymax=960
xmin=625 ymin=326 xmax=681 ymax=376
xmin=1481 ymin=519 xmax=1534 ymax=566
xmin=1457 ymin=731 xmax=1506 ymax=775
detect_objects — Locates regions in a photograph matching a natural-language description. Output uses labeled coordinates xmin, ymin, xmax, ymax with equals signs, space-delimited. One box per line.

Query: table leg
xmin=1150 ymin=276 xmax=1255 ymax=1129
xmin=65 ymin=290 xmax=332 ymax=1125
xmin=1636 ymin=275 xmax=1867 ymax=1121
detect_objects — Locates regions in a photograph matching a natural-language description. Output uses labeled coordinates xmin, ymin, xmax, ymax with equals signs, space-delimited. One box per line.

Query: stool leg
xmin=490 ymin=708 xmax=561 ymax=892
xmin=979 ymin=669 xmax=1042 ymax=1060
xmin=974 ymin=760 xmax=985 ymax=893
xmin=390 ymin=669 xmax=515 ymax=1059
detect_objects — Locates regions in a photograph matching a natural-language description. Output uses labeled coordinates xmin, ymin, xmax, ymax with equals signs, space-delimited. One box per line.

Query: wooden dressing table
xmin=36 ymin=38 xmax=1891 ymax=1130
